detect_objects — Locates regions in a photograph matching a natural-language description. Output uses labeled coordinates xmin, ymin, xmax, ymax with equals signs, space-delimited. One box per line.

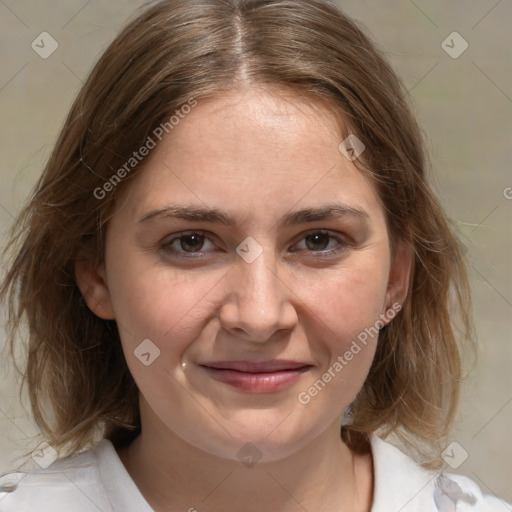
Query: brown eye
xmin=290 ymin=230 xmax=348 ymax=257
xmin=163 ymin=232 xmax=215 ymax=256
xmin=305 ymin=232 xmax=331 ymax=251
xmin=179 ymin=233 xmax=205 ymax=252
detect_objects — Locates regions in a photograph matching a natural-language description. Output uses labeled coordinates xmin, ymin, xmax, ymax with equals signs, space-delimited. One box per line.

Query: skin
xmin=76 ymin=86 xmax=411 ymax=512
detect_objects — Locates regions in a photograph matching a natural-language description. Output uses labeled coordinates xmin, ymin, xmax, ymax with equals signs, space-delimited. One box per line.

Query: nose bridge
xmin=220 ymin=246 xmax=296 ymax=341
xmin=242 ymin=252 xmax=280 ymax=310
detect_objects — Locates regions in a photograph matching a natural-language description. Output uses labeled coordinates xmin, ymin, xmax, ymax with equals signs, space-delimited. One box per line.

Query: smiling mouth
xmin=199 ymin=360 xmax=313 ymax=393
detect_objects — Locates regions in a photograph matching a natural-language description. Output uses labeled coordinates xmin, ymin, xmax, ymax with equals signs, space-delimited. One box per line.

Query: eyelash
xmin=160 ymin=230 xmax=350 ymax=259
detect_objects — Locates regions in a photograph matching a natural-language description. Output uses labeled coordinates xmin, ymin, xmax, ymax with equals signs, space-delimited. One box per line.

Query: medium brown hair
xmin=1 ymin=0 xmax=473 ymax=467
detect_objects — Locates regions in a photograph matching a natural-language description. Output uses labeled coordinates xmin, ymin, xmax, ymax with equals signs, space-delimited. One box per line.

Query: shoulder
xmin=0 ymin=440 xmax=114 ymax=512
xmin=370 ymin=435 xmax=510 ymax=511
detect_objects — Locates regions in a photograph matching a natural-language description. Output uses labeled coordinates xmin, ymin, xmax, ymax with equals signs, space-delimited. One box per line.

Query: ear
xmin=75 ymin=253 xmax=115 ymax=320
xmin=382 ymin=240 xmax=412 ymax=321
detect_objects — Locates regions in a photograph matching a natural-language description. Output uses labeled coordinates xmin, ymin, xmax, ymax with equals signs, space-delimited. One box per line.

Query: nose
xmin=219 ymin=252 xmax=298 ymax=343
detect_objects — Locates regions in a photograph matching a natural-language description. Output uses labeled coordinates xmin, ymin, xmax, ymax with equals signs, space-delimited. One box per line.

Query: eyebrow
xmin=137 ymin=203 xmax=369 ymax=227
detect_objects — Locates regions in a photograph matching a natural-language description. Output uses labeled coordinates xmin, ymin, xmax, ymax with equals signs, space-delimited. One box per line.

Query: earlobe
xmin=75 ymin=256 xmax=115 ymax=320
xmin=384 ymin=241 xmax=412 ymax=317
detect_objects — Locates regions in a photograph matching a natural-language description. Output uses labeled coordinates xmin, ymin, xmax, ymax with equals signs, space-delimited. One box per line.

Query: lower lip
xmin=201 ymin=366 xmax=310 ymax=393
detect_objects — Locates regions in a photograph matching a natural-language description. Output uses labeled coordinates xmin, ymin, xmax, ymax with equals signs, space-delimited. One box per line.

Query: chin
xmin=185 ymin=413 xmax=326 ymax=464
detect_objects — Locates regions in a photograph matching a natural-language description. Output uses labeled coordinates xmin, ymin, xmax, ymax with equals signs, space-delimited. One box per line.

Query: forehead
xmin=116 ymin=87 xmax=384 ymax=225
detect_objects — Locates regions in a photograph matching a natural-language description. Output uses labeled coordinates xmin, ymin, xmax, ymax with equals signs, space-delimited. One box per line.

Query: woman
xmin=0 ymin=1 xmax=506 ymax=510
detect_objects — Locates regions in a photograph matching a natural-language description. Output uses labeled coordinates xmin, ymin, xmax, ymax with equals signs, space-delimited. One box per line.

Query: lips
xmin=199 ymin=360 xmax=312 ymax=393
xmin=202 ymin=360 xmax=310 ymax=373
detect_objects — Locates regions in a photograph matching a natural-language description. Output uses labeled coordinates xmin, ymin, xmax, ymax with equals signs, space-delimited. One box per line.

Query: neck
xmin=117 ymin=406 xmax=373 ymax=512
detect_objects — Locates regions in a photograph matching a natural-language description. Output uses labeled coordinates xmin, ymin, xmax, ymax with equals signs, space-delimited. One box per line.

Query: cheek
xmin=293 ymin=254 xmax=389 ymax=403
xmin=105 ymin=265 xmax=224 ymax=420
xmin=106 ymin=255 xmax=223 ymax=360
xmin=297 ymin=254 xmax=390 ymax=343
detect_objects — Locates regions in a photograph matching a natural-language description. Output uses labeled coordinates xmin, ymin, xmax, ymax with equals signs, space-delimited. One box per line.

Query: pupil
xmin=181 ymin=234 xmax=204 ymax=252
xmin=306 ymin=233 xmax=329 ymax=251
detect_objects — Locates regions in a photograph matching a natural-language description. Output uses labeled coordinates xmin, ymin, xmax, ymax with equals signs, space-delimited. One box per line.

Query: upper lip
xmin=200 ymin=360 xmax=312 ymax=373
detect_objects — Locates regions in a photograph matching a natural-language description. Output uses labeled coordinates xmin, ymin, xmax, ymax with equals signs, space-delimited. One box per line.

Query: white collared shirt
xmin=0 ymin=436 xmax=508 ymax=511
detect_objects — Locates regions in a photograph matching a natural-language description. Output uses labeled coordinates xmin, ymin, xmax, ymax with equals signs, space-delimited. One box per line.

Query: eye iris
xmin=180 ymin=234 xmax=204 ymax=252
xmin=305 ymin=233 xmax=330 ymax=251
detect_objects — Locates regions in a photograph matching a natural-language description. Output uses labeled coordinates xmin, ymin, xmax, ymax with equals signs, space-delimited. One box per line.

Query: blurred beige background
xmin=1 ymin=0 xmax=511 ymax=505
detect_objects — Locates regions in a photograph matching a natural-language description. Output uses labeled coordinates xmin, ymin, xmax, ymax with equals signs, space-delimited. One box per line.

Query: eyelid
xmin=161 ymin=230 xmax=218 ymax=257
xmin=289 ymin=229 xmax=351 ymax=254
xmin=160 ymin=229 xmax=351 ymax=259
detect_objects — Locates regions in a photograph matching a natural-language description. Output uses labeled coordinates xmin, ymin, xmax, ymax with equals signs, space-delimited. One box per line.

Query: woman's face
xmin=81 ymin=87 xmax=410 ymax=462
